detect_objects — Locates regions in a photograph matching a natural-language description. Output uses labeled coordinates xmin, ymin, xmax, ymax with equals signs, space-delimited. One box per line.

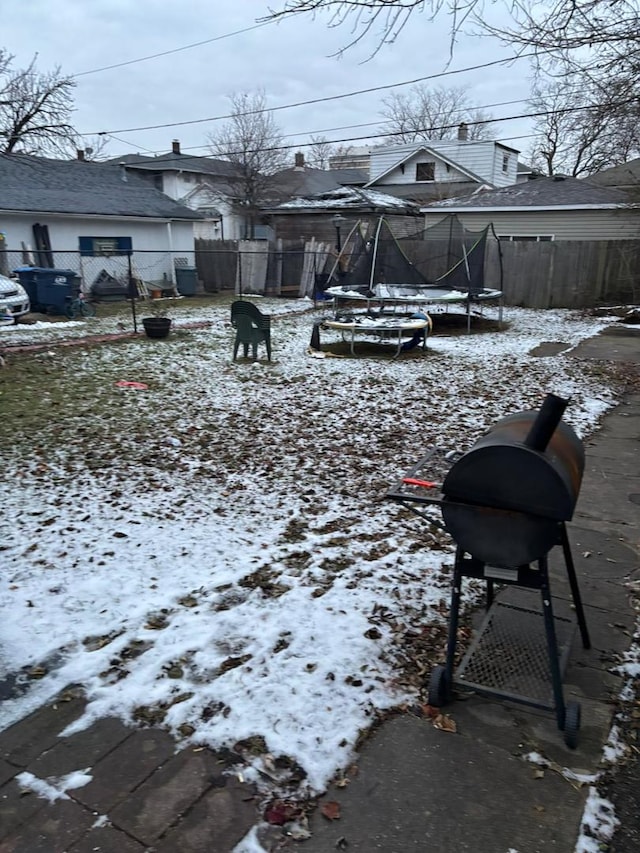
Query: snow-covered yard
xmin=0 ymin=300 xmax=626 ymax=799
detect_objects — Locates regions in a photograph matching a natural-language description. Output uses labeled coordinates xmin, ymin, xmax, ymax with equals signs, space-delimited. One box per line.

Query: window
xmin=502 ymin=154 xmax=510 ymax=173
xmin=415 ymin=161 xmax=435 ymax=182
xmin=79 ymin=236 xmax=133 ymax=256
xmin=153 ymin=174 xmax=163 ymax=191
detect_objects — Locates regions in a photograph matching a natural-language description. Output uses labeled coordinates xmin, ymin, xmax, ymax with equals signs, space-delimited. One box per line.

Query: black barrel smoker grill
xmin=387 ymin=394 xmax=591 ymax=748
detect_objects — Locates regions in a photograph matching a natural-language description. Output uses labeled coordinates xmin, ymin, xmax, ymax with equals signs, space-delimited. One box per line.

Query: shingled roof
xmin=423 ymin=175 xmax=635 ymax=210
xmin=0 ymin=154 xmax=202 ymax=219
xmin=105 ymin=151 xmax=239 ymax=179
xmin=586 ymin=159 xmax=640 ymax=194
xmin=269 ymin=186 xmax=421 ymax=214
xmin=265 ymin=165 xmax=368 ymax=202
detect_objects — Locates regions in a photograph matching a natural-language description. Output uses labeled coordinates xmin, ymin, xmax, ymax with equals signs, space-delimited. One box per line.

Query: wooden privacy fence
xmin=194 ymin=238 xmax=640 ymax=308
xmin=488 ymin=240 xmax=640 ymax=308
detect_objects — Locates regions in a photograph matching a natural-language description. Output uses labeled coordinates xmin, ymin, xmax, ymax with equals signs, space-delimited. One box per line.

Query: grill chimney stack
xmin=457 ymin=122 xmax=469 ymax=141
xmin=76 ymin=149 xmax=85 ymax=161
xmin=294 ymin=151 xmax=305 ymax=169
xmin=172 ymin=139 xmax=181 ymax=154
xmin=524 ymin=393 xmax=569 ymax=452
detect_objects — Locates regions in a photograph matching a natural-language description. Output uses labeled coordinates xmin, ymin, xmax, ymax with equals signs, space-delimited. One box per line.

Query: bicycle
xmin=65 ymin=292 xmax=97 ymax=320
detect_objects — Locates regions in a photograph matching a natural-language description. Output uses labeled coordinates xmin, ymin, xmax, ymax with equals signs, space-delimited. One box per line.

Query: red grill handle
xmin=402 ymin=477 xmax=440 ymax=489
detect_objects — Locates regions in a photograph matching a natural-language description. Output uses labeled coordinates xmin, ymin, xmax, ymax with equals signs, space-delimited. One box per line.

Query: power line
xmin=99 ymin=97 xmax=530 ymax=160
xmin=98 ymin=98 xmax=633 ymax=168
xmin=83 ymin=51 xmax=539 ymax=136
xmin=104 ymin=134 xmax=157 ymax=154
xmin=72 ymin=20 xmax=276 ymax=77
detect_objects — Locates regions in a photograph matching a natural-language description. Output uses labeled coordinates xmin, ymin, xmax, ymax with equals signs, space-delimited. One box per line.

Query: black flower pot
xmin=142 ymin=317 xmax=172 ymax=339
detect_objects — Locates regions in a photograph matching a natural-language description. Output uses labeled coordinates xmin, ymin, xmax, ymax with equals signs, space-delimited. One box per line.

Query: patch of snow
xmin=16 ymin=769 xmax=93 ymax=802
xmin=233 ymin=825 xmax=269 ymax=853
xmin=0 ymin=301 xmax=625 ymax=799
xmin=574 ymin=788 xmax=619 ymax=853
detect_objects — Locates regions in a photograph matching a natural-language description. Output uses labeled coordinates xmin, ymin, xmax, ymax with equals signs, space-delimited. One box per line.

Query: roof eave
xmin=420 ymin=203 xmax=638 ymax=212
xmin=0 ymin=208 xmax=201 ymax=221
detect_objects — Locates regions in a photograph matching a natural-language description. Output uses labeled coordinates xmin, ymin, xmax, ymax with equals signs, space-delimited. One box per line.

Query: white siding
xmin=180 ymin=185 xmax=243 ymax=240
xmin=0 ymin=213 xmax=195 ymax=287
xmin=370 ymin=141 xmax=520 ymax=185
xmin=423 ymin=208 xmax=640 ymax=240
xmin=373 ymin=151 xmax=471 ymax=186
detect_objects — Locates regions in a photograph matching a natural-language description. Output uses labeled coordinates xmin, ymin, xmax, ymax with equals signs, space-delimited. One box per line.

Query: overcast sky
xmin=2 ymin=0 xmax=536 ymax=162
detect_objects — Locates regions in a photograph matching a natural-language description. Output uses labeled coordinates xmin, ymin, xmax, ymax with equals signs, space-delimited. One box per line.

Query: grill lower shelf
xmin=455 ymin=598 xmax=576 ymax=711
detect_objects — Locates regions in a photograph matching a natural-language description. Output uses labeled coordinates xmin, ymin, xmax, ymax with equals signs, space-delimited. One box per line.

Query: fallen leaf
xmin=419 ymin=703 xmax=440 ymax=719
xmin=533 ymin=769 xmax=545 ymax=779
xmin=433 ymin=713 xmax=457 ymax=733
xmin=264 ymin=799 xmax=301 ymax=826
xmin=321 ymin=800 xmax=341 ymax=821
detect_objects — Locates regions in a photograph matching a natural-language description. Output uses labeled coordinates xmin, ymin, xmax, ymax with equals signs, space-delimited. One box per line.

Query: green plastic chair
xmin=231 ymin=300 xmax=272 ymax=361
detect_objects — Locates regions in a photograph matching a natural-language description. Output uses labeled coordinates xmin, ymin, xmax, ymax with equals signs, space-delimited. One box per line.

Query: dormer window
xmin=415 ymin=161 xmax=435 ymax=182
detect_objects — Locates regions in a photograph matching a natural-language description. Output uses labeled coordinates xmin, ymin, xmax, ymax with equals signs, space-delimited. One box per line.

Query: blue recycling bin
xmin=13 ymin=267 xmax=81 ymax=315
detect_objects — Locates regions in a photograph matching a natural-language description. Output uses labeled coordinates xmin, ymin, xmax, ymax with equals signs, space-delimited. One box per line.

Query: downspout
xmin=167 ymin=221 xmax=176 ymax=284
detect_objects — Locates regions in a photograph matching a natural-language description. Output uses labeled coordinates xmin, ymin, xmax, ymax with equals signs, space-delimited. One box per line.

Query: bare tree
xmin=262 ymin=1 xmax=432 ymax=56
xmin=75 ymin=135 xmax=111 ymax=161
xmin=0 ymin=52 xmax=76 ymax=155
xmin=306 ymin=134 xmax=335 ymax=168
xmin=528 ymin=76 xmax=640 ymax=177
xmin=263 ymin=2 xmax=640 ymax=102
xmin=207 ymin=89 xmax=288 ymax=238
xmin=379 ymin=84 xmax=494 ymax=142
xmin=263 ymin=0 xmax=640 ymax=66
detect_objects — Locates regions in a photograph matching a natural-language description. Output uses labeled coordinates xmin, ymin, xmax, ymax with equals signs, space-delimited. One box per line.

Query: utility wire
xmin=94 ymin=99 xmax=626 ymax=168
xmin=98 ymin=97 xmax=530 ymax=159
xmin=84 ymin=51 xmax=539 ymax=136
xmin=72 ymin=20 xmax=277 ymax=77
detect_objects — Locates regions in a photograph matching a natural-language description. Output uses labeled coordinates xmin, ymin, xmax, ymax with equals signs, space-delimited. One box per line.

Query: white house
xmin=366 ymin=133 xmax=519 ymax=205
xmin=108 ymin=141 xmax=243 ymax=240
xmin=0 ymin=153 xmax=201 ymax=290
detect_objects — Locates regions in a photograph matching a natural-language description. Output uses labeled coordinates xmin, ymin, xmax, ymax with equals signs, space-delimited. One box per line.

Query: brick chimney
xmin=172 ymin=139 xmax=181 ymax=154
xmin=457 ymin=122 xmax=469 ymax=141
xmin=294 ymin=151 xmax=305 ymax=169
xmin=76 ymin=149 xmax=85 ymax=161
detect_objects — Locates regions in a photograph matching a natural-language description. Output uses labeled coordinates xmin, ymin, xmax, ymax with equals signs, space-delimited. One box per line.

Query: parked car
xmin=0 ymin=273 xmax=31 ymax=324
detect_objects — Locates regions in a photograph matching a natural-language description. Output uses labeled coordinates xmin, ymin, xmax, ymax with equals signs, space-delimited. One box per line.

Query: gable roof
xmin=586 ymin=159 xmax=640 ymax=193
xmin=104 ymin=151 xmax=239 ymax=179
xmin=422 ymin=175 xmax=635 ymax=211
xmin=366 ymin=145 xmax=486 ymax=187
xmin=268 ymin=186 xmax=421 ymax=214
xmin=0 ymin=154 xmax=202 ymax=219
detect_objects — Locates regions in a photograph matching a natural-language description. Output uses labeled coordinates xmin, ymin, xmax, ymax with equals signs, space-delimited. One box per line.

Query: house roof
xmin=268 ymin=186 xmax=421 ymax=214
xmin=361 ymin=180 xmax=489 ymax=206
xmin=586 ymin=159 xmax=640 ymax=193
xmin=366 ymin=145 xmax=486 ymax=187
xmin=422 ymin=175 xmax=635 ymax=211
xmin=104 ymin=151 xmax=239 ymax=179
xmin=0 ymin=154 xmax=202 ymax=219
xmin=266 ymin=166 xmax=367 ymax=201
